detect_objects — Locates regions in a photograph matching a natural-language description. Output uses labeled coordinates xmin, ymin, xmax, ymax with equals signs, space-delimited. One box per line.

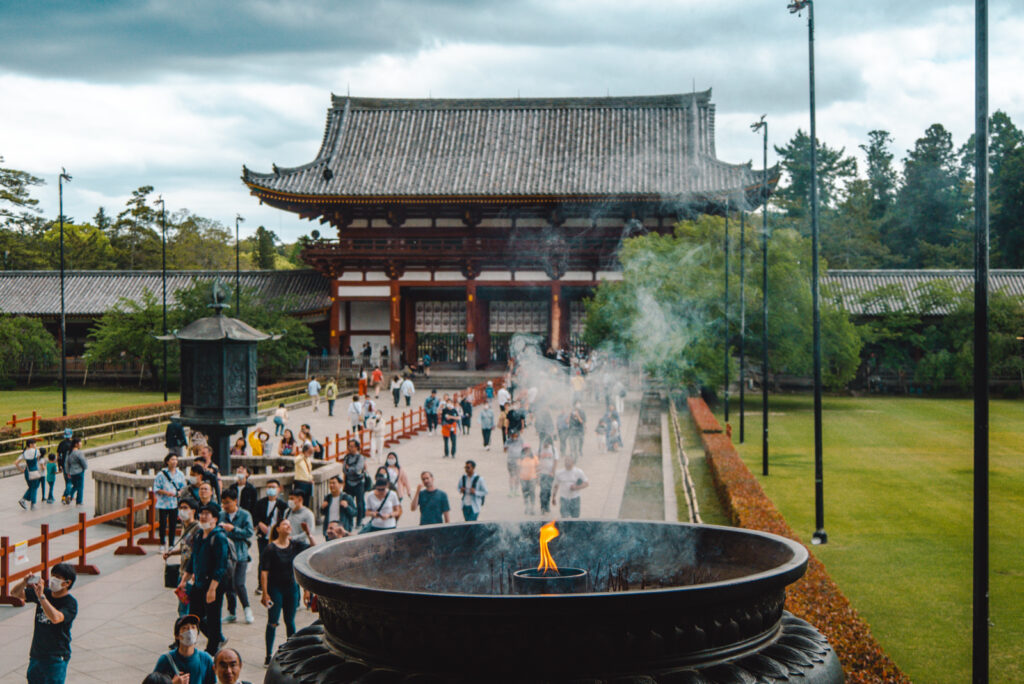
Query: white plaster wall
xmin=350 ymin=301 xmax=391 ymax=331
xmin=337 ymin=285 xmax=390 ymax=297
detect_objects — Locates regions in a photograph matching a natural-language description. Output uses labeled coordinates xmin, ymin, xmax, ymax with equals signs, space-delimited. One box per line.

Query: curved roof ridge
xmin=329 ymin=91 xmax=713 ymax=111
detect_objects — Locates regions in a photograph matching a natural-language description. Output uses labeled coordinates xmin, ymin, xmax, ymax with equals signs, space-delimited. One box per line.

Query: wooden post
xmin=550 ymin=282 xmax=562 ymax=352
xmin=390 ymin=280 xmax=401 ymax=371
xmin=115 ymin=497 xmax=146 ymax=556
xmin=465 ymin=281 xmax=477 ymax=370
xmin=139 ymin=491 xmax=160 ymax=546
xmin=74 ymin=513 xmax=99 ymax=575
xmin=0 ymin=536 xmax=25 ymax=607
xmin=40 ymin=524 xmax=50 ymax=581
xmin=329 ymin=294 xmax=342 ymax=356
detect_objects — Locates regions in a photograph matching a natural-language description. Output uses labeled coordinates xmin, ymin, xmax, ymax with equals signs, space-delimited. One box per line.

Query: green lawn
xmin=716 ymin=395 xmax=1023 ymax=684
xmin=0 ymin=386 xmax=167 ymax=423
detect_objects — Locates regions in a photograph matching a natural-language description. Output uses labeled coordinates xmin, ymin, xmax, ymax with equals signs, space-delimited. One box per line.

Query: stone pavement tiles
xmin=0 ymin=387 xmax=638 ymax=682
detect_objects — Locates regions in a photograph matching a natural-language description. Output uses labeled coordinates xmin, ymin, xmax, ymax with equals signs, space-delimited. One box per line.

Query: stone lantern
xmin=161 ymin=280 xmax=278 ymax=472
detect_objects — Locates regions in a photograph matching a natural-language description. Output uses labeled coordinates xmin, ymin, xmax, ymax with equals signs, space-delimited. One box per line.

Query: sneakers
xmin=244 ymin=607 xmax=254 ymax=624
xmin=255 ymin=587 xmax=262 ymax=596
xmin=264 ymin=655 xmax=271 ymax=668
xmin=18 ymin=499 xmax=28 ymax=509
xmin=46 ymin=498 xmax=55 ymax=504
xmin=222 ymin=614 xmax=237 ymax=623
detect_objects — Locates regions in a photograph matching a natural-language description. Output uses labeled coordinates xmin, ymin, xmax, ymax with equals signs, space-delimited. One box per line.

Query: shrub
xmin=687 ymin=397 xmax=909 ymax=684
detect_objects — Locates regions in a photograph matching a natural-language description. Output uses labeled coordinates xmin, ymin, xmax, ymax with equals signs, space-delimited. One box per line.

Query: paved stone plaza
xmin=0 ymin=385 xmax=639 ymax=683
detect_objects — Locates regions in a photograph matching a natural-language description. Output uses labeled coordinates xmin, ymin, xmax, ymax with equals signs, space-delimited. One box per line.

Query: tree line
xmin=0 ymin=165 xmax=303 ymax=271
xmin=776 ymin=111 xmax=1024 ymax=269
xmin=583 ymin=215 xmax=1024 ymax=397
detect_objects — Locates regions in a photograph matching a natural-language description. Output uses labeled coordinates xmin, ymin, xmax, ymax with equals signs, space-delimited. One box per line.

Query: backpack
xmin=461 ymin=475 xmax=485 ymax=506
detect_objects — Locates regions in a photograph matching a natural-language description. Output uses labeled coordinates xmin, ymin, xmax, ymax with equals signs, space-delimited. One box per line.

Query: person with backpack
xmin=152 ymin=614 xmax=215 ymax=684
xmin=178 ymin=503 xmax=231 ymax=655
xmin=459 ymin=395 xmax=473 ymax=436
xmin=154 ymin=453 xmax=188 ymax=552
xmin=324 ymin=378 xmax=338 ymax=416
xmin=165 ymin=420 xmax=188 ymax=459
xmin=56 ymin=428 xmax=74 ymax=502
xmin=423 ymin=390 xmax=440 ymax=435
xmin=15 ymin=438 xmax=44 ymax=510
xmin=458 ymin=460 xmax=488 ymax=521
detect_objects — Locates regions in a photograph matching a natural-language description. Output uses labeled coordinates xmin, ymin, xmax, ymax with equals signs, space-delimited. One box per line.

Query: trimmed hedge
xmin=0 ymin=425 xmax=21 ymax=442
xmin=39 ymin=401 xmax=179 ymax=435
xmin=687 ymin=397 xmax=909 ymax=684
xmin=36 ymin=380 xmax=311 ymax=435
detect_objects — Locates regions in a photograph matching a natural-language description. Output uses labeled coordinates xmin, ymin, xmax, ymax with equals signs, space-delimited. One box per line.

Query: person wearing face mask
xmin=383 ymin=452 xmax=411 ymax=500
xmin=365 ymin=410 xmax=385 ymax=462
xmin=11 ymin=563 xmax=78 ymax=683
xmin=178 ymin=504 xmax=230 ymax=655
xmin=284 ymin=491 xmax=315 ymax=545
xmin=224 ymin=466 xmax=257 ymax=520
xmin=253 ymin=480 xmax=288 ymax=573
xmin=164 ymin=499 xmax=202 ymax=617
xmin=152 ymin=614 xmax=215 ymax=684
xmin=440 ymin=400 xmax=461 ymax=459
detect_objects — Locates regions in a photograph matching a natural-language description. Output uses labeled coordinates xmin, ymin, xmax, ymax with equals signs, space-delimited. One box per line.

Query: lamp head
xmin=59 ymin=167 xmax=72 ymax=182
xmin=751 ymin=115 xmax=767 ymax=133
xmin=788 ymin=0 xmax=810 ymax=14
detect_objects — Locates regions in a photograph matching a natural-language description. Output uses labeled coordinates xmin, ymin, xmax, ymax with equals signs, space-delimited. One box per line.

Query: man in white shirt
xmin=307 ymin=377 xmax=322 ymax=412
xmin=496 ymin=385 xmax=511 ymax=410
xmin=551 ymin=455 xmax=589 ymax=519
xmin=400 ymin=377 xmax=416 ymax=407
xmin=458 ymin=460 xmax=488 ymax=521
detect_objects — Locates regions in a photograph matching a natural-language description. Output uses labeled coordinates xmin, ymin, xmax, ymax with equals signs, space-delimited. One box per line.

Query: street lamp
xmin=972 ymin=1 xmax=989 ymax=680
xmin=58 ymin=168 xmax=72 ymax=418
xmin=751 ymin=115 xmax=770 ymax=476
xmin=155 ymin=196 xmax=167 ymax=402
xmin=789 ymin=0 xmax=826 ymax=545
xmin=739 ymin=210 xmax=746 ymax=443
xmin=723 ymin=198 xmax=729 ymax=425
xmin=235 ymin=214 xmax=244 ymax=316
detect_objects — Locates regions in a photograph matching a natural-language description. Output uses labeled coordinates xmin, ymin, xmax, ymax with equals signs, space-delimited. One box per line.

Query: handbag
xmin=164 ymin=561 xmax=181 ymax=588
xmin=27 ymin=469 xmax=42 ymax=481
xmin=359 ymin=491 xmax=391 ymax=534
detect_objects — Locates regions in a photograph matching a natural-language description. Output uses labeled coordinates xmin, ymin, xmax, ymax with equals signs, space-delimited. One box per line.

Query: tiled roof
xmin=825 ymin=270 xmax=1024 ymax=315
xmin=0 ymin=270 xmax=330 ymax=317
xmin=242 ymin=91 xmax=770 ymax=202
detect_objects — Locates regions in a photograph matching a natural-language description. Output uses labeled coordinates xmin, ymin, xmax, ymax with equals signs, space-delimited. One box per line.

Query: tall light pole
xmin=723 ymin=198 xmax=729 ymax=425
xmin=235 ymin=214 xmax=244 ymax=316
xmin=155 ymin=196 xmax=167 ymax=402
xmin=972 ymin=0 xmax=989 ymax=680
xmin=752 ymin=115 xmax=770 ymax=477
xmin=58 ymin=168 xmax=72 ymax=417
xmin=789 ymin=0 xmax=826 ymax=545
xmin=739 ymin=210 xmax=746 ymax=443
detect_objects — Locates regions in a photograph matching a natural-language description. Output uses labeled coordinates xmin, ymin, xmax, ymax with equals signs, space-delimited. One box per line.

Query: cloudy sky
xmin=2 ymin=0 xmax=1022 ymax=242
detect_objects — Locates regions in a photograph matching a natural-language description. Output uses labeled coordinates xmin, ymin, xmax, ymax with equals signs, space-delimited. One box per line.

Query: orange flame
xmin=537 ymin=521 xmax=560 ymax=574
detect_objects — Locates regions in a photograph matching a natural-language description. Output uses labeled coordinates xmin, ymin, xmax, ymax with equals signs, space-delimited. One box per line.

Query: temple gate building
xmin=242 ymin=90 xmax=775 ymax=369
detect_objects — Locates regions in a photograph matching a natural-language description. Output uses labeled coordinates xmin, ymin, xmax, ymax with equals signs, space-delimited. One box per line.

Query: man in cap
xmin=12 ymin=563 xmax=78 ymax=683
xmin=178 ymin=503 xmax=231 ymax=655
xmin=56 ymin=428 xmax=74 ymax=504
xmin=152 ymin=614 xmax=216 ymax=683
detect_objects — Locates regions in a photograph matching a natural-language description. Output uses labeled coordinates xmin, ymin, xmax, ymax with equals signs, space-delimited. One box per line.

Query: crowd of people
xmin=10 ymin=342 xmax=631 ymax=682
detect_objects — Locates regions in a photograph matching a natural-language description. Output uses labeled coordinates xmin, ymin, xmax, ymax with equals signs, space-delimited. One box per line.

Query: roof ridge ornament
xmin=209 ymin=278 xmax=231 ymax=315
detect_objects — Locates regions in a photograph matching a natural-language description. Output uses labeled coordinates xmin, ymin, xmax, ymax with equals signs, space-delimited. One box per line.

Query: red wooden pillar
xmin=329 ymin=294 xmax=342 ymax=356
xmin=389 ymin=280 xmax=401 ymax=371
xmin=465 ymin=281 xmax=478 ymax=370
xmin=402 ymin=296 xmax=416 ymax=369
xmin=550 ymin=282 xmax=563 ymax=352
